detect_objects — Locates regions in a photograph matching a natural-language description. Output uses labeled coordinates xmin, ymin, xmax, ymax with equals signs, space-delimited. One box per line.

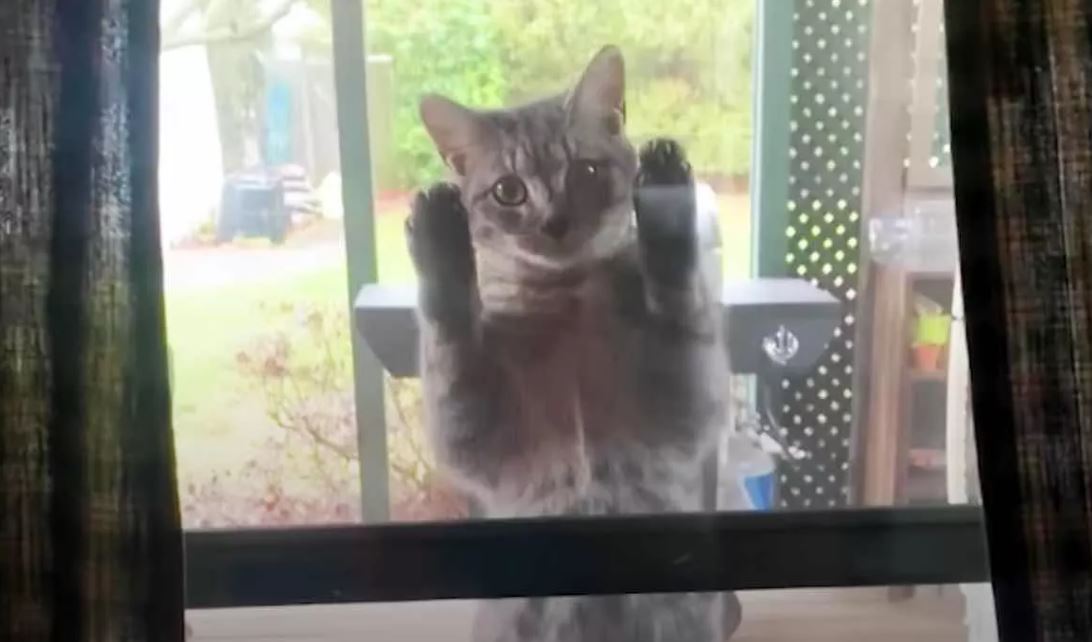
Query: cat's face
xmin=420 ymin=46 xmax=638 ymax=272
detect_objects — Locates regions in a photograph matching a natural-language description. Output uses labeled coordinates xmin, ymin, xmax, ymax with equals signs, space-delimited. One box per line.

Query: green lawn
xmin=168 ymin=267 xmax=348 ymax=476
xmin=168 ymin=195 xmax=751 ymax=483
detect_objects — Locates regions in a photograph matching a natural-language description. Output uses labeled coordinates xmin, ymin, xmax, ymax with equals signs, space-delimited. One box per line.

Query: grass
xmin=167 ymin=266 xmax=349 ymax=477
xmin=167 ymin=194 xmax=751 ymax=482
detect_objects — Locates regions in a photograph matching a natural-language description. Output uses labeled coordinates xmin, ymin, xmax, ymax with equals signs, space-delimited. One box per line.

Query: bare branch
xmin=162 ymin=0 xmax=299 ymax=52
xmin=163 ymin=0 xmax=206 ymax=40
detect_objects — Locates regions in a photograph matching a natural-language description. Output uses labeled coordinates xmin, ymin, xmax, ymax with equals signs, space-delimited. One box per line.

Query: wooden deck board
xmin=188 ymin=587 xmax=972 ymax=641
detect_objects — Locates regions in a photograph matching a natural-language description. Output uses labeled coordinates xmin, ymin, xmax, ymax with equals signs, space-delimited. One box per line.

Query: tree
xmin=490 ymin=0 xmax=754 ymax=179
xmin=361 ymin=0 xmax=754 ymax=186
xmin=162 ymin=0 xmax=300 ymax=51
xmin=361 ymin=0 xmax=508 ymax=186
xmin=160 ymin=0 xmax=756 ymax=190
xmin=161 ymin=0 xmax=301 ymax=174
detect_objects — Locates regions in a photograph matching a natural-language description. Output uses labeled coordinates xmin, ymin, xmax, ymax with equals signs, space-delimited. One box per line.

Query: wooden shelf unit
xmin=857 ymin=260 xmax=955 ymax=508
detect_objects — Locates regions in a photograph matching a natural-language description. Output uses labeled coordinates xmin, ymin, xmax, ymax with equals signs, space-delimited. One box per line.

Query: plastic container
xmin=728 ymin=432 xmax=777 ymax=510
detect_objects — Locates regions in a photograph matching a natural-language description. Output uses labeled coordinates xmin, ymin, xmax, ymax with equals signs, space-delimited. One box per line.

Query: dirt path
xmin=164 ymin=239 xmax=346 ymax=293
xmin=163 ymin=220 xmax=349 ymax=293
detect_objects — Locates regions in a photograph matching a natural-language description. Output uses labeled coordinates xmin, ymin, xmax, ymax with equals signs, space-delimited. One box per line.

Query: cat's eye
xmin=569 ymin=160 xmax=607 ymax=192
xmin=491 ymin=175 xmax=527 ymax=206
xmin=572 ymin=159 xmax=601 ymax=179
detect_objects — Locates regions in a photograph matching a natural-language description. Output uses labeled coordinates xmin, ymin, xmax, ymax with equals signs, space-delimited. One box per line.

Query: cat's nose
xmin=541 ymin=215 xmax=570 ymax=240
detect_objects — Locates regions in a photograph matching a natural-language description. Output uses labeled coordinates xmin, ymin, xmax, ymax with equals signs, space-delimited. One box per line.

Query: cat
xmin=408 ymin=45 xmax=737 ymax=642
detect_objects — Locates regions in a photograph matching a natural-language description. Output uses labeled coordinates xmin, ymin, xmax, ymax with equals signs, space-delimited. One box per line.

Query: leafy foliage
xmin=365 ymin=0 xmax=509 ymax=186
xmin=363 ymin=0 xmax=754 ymax=185
xmin=490 ymin=0 xmax=754 ymax=176
xmin=177 ymin=0 xmax=754 ymax=185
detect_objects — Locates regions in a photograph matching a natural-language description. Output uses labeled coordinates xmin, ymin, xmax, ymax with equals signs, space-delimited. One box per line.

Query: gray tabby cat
xmin=409 ymin=46 xmax=736 ymax=642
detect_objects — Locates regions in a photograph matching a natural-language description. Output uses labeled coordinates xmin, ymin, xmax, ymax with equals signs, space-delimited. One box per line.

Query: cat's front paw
xmin=406 ymin=182 xmax=475 ymax=287
xmin=634 ymin=138 xmax=697 ymax=284
xmin=637 ymin=138 xmax=694 ymax=189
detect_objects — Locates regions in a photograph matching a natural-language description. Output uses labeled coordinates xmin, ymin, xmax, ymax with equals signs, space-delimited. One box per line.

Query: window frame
xmin=183 ymin=0 xmax=989 ymax=611
xmin=330 ymin=0 xmax=390 ymax=523
xmin=185 ymin=506 xmax=988 ymax=608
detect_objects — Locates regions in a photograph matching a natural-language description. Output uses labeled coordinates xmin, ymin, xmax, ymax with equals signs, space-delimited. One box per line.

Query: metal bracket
xmin=762 ymin=324 xmax=800 ymax=367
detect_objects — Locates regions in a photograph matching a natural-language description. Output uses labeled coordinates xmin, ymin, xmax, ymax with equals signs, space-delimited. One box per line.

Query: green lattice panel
xmin=931 ymin=13 xmax=951 ymax=169
xmin=777 ymin=0 xmax=872 ymax=509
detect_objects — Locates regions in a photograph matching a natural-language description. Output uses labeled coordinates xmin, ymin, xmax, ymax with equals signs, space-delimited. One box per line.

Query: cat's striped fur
xmin=409 ymin=46 xmax=734 ymax=642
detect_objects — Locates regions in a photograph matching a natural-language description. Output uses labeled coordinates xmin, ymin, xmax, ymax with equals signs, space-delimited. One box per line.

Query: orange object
xmin=912 ymin=343 xmax=943 ymax=372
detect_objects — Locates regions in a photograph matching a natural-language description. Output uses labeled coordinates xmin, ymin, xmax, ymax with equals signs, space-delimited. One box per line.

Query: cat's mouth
xmin=516 ymin=212 xmax=633 ymax=268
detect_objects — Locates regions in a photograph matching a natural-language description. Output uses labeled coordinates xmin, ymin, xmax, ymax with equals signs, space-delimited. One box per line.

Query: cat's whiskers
xmin=572 ymin=390 xmax=592 ymax=494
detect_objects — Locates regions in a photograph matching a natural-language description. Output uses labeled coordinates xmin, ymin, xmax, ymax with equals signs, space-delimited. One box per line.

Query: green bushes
xmin=365 ymin=0 xmax=508 ymax=186
xmin=364 ymin=0 xmax=754 ymax=187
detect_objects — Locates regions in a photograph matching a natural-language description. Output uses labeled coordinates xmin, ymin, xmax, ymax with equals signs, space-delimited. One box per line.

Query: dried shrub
xmin=181 ymin=303 xmax=468 ymax=526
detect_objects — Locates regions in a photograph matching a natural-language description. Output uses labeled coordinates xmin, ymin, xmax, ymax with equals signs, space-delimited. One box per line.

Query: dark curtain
xmin=947 ymin=2 xmax=1092 ymax=641
xmin=0 ymin=1 xmax=184 ymax=640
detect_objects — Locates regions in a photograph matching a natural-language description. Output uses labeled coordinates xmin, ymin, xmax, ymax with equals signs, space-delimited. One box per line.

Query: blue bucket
xmin=743 ymin=472 xmax=775 ymax=510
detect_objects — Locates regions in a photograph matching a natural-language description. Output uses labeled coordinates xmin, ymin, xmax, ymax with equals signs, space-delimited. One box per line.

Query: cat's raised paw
xmin=637 ymin=138 xmax=693 ymax=187
xmin=634 ymin=138 xmax=696 ymax=237
xmin=634 ymin=139 xmax=697 ymax=286
xmin=406 ymin=182 xmax=475 ymax=285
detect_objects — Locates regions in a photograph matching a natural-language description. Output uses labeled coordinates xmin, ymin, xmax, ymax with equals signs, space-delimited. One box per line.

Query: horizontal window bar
xmin=185 ymin=506 xmax=988 ymax=608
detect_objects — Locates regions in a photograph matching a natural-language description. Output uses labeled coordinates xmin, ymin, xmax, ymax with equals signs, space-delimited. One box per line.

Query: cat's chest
xmin=487 ymin=290 xmax=637 ymax=441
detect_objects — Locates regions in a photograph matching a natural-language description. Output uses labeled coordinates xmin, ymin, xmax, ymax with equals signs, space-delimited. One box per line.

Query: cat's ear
xmin=567 ymin=45 xmax=626 ymax=136
xmin=420 ymin=94 xmax=491 ymax=176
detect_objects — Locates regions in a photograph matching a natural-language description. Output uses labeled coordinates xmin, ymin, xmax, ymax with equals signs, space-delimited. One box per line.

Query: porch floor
xmin=188 ymin=586 xmax=969 ymax=641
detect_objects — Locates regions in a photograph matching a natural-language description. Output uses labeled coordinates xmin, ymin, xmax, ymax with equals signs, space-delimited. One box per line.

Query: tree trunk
xmin=203 ymin=1 xmax=268 ymax=174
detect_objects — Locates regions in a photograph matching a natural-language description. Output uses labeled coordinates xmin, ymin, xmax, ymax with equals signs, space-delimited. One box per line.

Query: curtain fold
xmin=1 ymin=1 xmax=184 ymax=639
xmin=947 ymin=2 xmax=1092 ymax=640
